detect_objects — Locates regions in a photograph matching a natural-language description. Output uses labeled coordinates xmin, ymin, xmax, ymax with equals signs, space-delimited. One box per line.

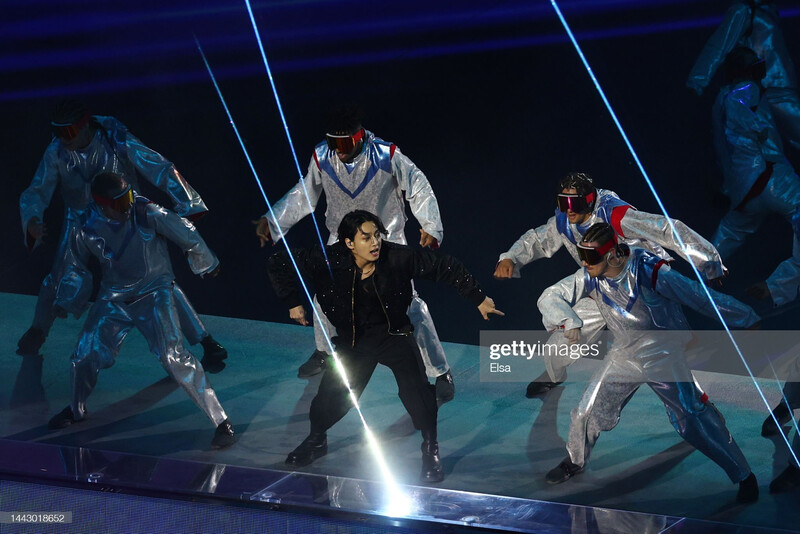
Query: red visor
xmin=557 ymin=192 xmax=596 ymax=214
xmin=576 ymin=238 xmax=616 ymax=265
xmin=93 ymin=187 xmax=134 ymax=214
xmin=326 ymin=128 xmax=364 ymax=153
xmin=52 ymin=113 xmax=91 ymax=141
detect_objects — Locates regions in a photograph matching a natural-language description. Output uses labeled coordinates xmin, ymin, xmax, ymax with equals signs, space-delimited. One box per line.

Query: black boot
xmin=298 ymin=350 xmax=328 ymax=378
xmin=17 ymin=327 xmax=46 ymax=356
xmin=421 ymin=429 xmax=444 ymax=483
xmin=286 ymin=432 xmax=327 ymax=467
xmin=211 ymin=419 xmax=237 ymax=449
xmin=435 ymin=371 xmax=455 ymax=404
xmin=736 ymin=472 xmax=759 ymax=503
xmin=769 ymin=464 xmax=800 ymax=494
xmin=200 ymin=335 xmax=228 ymax=374
xmin=545 ymin=457 xmax=584 ymax=484
xmin=761 ymin=402 xmax=792 ymax=437
xmin=525 ymin=370 xmax=564 ymax=398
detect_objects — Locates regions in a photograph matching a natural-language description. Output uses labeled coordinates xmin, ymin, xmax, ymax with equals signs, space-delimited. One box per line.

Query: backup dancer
xmin=688 ymin=0 xmax=800 ymax=152
xmin=255 ymin=105 xmax=455 ymax=402
xmin=268 ymin=210 xmax=502 ymax=482
xmin=494 ymin=172 xmax=724 ymax=397
xmin=538 ymin=222 xmax=759 ymax=503
xmin=710 ymin=47 xmax=800 ymax=262
xmin=18 ymin=99 xmax=227 ymax=373
xmin=47 ymin=173 xmax=235 ymax=449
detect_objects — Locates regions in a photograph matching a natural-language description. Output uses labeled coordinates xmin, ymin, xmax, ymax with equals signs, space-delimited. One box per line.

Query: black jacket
xmin=267 ymin=240 xmax=485 ymax=346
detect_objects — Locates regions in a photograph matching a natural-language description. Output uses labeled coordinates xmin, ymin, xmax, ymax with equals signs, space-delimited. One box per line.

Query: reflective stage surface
xmin=2 ymin=293 xmax=799 ymax=533
xmin=1 ymin=437 xmax=796 ymax=533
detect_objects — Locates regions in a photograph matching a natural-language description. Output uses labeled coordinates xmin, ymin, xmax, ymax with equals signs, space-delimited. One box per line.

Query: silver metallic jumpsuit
xmin=264 ymin=130 xmax=448 ymax=377
xmin=687 ymin=0 xmax=800 ymax=151
xmin=711 ymin=81 xmax=800 ymax=259
xmin=538 ymin=248 xmax=758 ymax=482
xmin=59 ymin=196 xmax=227 ymax=426
xmin=499 ymin=188 xmax=725 ymax=382
xmin=19 ymin=116 xmax=211 ymax=346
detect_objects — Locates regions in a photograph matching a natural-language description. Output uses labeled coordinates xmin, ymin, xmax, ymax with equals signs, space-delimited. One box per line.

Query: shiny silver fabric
xmin=542 ymin=298 xmax=605 ymax=383
xmin=711 ymin=81 xmax=800 ymax=259
xmin=265 ymin=130 xmax=442 ymax=246
xmin=59 ymin=200 xmax=218 ymax=306
xmin=499 ymin=189 xmax=723 ymax=279
xmin=20 ymin=116 xmax=209 ymax=338
xmin=407 ymin=292 xmax=448 ymax=376
xmin=565 ymin=356 xmax=751 ymax=483
xmin=538 ymin=248 xmax=758 ymax=482
xmin=687 ymin=1 xmax=800 ymax=150
xmin=67 ymin=200 xmax=225 ymax=426
xmin=70 ymin=289 xmax=227 ymax=426
xmin=266 ymin=131 xmax=448 ymax=376
xmin=500 ymin=188 xmax=724 ymax=381
xmin=538 ymin=249 xmax=758 ymax=335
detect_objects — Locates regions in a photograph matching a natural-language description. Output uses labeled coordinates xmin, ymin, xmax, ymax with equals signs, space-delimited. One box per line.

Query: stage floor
xmin=1 ymin=292 xmax=798 ymax=532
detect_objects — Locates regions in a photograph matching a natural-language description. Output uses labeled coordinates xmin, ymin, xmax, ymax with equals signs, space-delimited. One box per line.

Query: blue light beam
xmin=195 ymin=37 xmax=410 ymax=503
xmin=549 ymin=0 xmax=799 ymax=466
xmin=243 ymin=0 xmax=332 ymax=274
xmin=194 ymin=36 xmax=334 ymax=356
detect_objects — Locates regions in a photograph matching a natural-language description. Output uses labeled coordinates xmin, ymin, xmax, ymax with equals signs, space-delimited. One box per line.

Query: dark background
xmin=2 ymin=0 xmax=799 ymax=345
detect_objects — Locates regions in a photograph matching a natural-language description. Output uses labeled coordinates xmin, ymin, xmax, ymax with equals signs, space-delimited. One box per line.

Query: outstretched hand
xmin=289 ymin=305 xmax=309 ymax=326
xmin=253 ymin=217 xmax=272 ymax=248
xmin=707 ymin=268 xmax=728 ymax=288
xmin=419 ymin=229 xmax=439 ymax=249
xmin=564 ymin=328 xmax=581 ymax=344
xmin=478 ymin=297 xmax=505 ymax=320
xmin=206 ymin=265 xmax=221 ymax=278
xmin=493 ymin=259 xmax=514 ymax=280
xmin=27 ymin=217 xmax=47 ymax=241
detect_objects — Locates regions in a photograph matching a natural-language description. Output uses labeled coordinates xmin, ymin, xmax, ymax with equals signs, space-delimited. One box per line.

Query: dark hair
xmin=91 ymin=172 xmax=129 ymax=199
xmin=326 ymin=104 xmax=365 ymax=135
xmin=51 ymin=98 xmax=90 ymax=125
xmin=581 ymin=222 xmax=629 ymax=257
xmin=723 ymin=46 xmax=766 ymax=84
xmin=558 ymin=172 xmax=596 ymax=197
xmin=337 ymin=210 xmax=388 ymax=242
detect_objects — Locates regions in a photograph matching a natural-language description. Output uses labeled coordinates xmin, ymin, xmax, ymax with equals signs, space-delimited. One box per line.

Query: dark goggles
xmin=326 ymin=128 xmax=365 ymax=153
xmin=51 ymin=113 xmax=91 ymax=141
xmin=576 ymin=239 xmax=615 ymax=265
xmin=557 ymin=192 xmax=596 ymax=214
xmin=93 ymin=186 xmax=134 ymax=214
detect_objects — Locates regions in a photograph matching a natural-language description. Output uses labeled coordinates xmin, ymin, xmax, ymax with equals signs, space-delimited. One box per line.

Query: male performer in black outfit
xmin=268 ymin=210 xmax=502 ymax=482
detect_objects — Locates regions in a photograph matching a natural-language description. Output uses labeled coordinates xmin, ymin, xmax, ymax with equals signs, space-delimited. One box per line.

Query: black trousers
xmin=309 ymin=330 xmax=437 ymax=435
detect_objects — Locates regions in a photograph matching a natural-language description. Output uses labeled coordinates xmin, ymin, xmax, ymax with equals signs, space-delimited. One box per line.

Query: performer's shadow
xmin=564 ymin=440 xmax=695 ymax=502
xmin=378 ymin=414 xmax=416 ymax=440
xmin=287 ymin=374 xmax=324 ymax=429
xmin=43 ymin=375 xmax=273 ymax=453
xmin=765 ymin=419 xmax=798 ymax=470
xmin=8 ymin=354 xmax=47 ymax=409
xmin=441 ymin=389 xmax=538 ymax=476
xmin=526 ymin=385 xmax=567 ymax=464
xmin=5 ymin=377 xmax=178 ymax=443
